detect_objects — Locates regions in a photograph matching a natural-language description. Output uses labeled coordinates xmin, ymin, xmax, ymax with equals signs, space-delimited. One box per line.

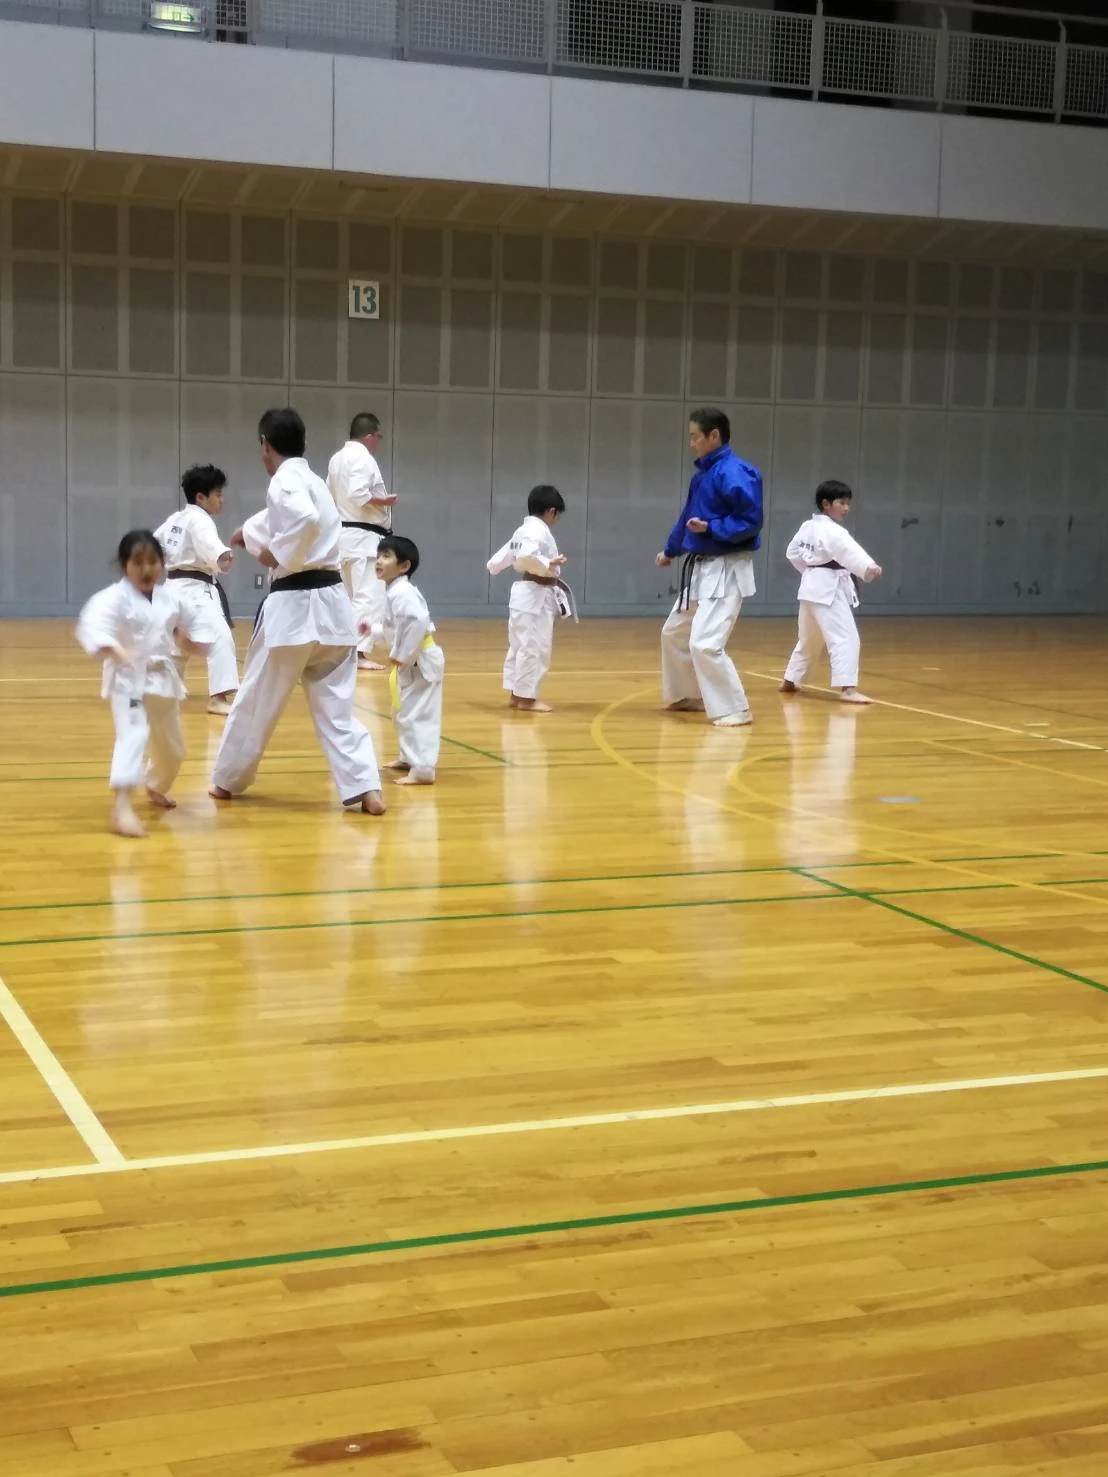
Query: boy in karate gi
xmin=209 ymin=408 xmax=385 ymax=815
xmin=154 ymin=464 xmax=238 ymax=716
xmin=656 ymin=407 xmax=763 ymax=727
xmin=326 ymin=412 xmax=396 ymax=671
xmin=780 ymin=479 xmax=882 ymax=704
xmin=368 ymin=534 xmax=444 ymax=786
xmin=487 ymin=485 xmax=573 ymax=713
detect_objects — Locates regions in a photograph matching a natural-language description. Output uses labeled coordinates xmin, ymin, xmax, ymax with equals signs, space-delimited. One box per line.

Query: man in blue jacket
xmin=656 ymin=407 xmax=762 ymax=726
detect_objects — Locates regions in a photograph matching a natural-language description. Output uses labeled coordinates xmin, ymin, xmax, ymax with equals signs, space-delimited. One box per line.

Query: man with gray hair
xmin=326 ymin=412 xmax=397 ymax=671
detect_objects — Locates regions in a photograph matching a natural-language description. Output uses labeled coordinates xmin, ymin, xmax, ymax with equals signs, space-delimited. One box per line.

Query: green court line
xmin=3 ymin=1154 xmax=1107 ymax=1301
xmin=799 ymin=869 xmax=1108 ymax=997
xmin=0 ymin=851 xmax=1067 ymax=920
xmin=355 ymin=701 xmax=510 ymax=766
xmin=0 ymin=888 xmax=839 ymax=951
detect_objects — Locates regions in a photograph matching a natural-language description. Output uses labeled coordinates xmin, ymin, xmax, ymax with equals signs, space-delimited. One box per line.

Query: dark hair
xmin=350 ymin=412 xmax=381 ymax=440
xmin=117 ymin=529 xmax=164 ymax=569
xmin=377 ymin=533 xmax=420 ymax=578
xmin=689 ymin=406 xmax=731 ymax=445
xmin=527 ymin=484 xmax=566 ymax=518
xmin=259 ymin=407 xmax=306 ymax=459
xmin=816 ymin=479 xmax=853 ymax=512
xmin=181 ymin=464 xmax=226 ymax=504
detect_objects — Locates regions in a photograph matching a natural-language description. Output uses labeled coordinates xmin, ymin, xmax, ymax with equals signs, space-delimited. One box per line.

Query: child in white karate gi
xmin=76 ymin=530 xmax=209 ymax=838
xmin=780 ymin=480 xmax=882 ymax=704
xmin=368 ymin=535 xmax=444 ymax=786
xmin=487 ymin=485 xmax=573 ymax=713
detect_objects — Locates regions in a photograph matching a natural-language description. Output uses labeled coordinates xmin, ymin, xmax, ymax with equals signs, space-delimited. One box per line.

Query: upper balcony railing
xmin=3 ymin=0 xmax=1107 ymax=126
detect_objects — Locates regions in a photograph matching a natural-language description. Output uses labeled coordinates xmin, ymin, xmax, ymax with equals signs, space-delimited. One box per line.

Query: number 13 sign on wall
xmin=348 ymin=281 xmax=381 ymax=319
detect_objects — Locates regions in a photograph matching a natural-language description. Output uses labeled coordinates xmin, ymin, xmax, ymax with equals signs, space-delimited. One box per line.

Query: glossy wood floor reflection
xmin=2 ymin=613 xmax=1108 ymax=1476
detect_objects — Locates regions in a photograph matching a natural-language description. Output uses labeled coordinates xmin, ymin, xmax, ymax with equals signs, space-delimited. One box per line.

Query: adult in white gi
xmin=487 ymin=485 xmax=572 ymax=713
xmin=780 ymin=480 xmax=882 ymax=703
xmin=370 ymin=534 xmax=444 ymax=785
xmin=76 ymin=529 xmax=209 ymax=837
xmin=656 ymin=408 xmax=763 ymax=727
xmin=210 ymin=408 xmax=385 ymax=815
xmin=326 ymin=412 xmax=396 ymax=671
xmin=153 ymin=463 xmax=239 ymax=716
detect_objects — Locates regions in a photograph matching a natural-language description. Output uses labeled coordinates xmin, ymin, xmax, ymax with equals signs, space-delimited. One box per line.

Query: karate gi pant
xmin=661 ymin=591 xmax=750 ymax=721
xmin=170 ymin=580 xmax=239 ymax=696
xmin=503 ymin=608 xmax=554 ymax=700
xmin=394 ymin=668 xmax=443 ymax=781
xmin=340 ymin=534 xmax=387 ymax=656
xmin=109 ymin=693 xmax=186 ymax=795
xmin=211 ymin=638 xmax=381 ymax=804
xmin=784 ymin=592 xmax=861 ymax=689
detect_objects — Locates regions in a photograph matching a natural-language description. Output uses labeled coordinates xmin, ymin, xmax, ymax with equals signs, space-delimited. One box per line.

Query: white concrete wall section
xmin=751 ymin=99 xmax=941 ymax=218
xmin=334 ymin=58 xmax=550 ymax=187
xmin=3 ymin=26 xmax=1108 ymax=234
xmin=0 ymin=23 xmax=93 ymax=151
xmin=939 ymin=115 xmax=1108 ymax=231
xmin=549 ymin=77 xmax=753 ymax=203
xmin=94 ymin=33 xmax=333 ymax=170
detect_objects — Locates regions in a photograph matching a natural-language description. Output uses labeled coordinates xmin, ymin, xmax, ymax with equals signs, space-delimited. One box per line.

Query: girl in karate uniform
xmin=366 ymin=534 xmax=444 ymax=786
xmin=76 ymin=530 xmax=208 ymax=838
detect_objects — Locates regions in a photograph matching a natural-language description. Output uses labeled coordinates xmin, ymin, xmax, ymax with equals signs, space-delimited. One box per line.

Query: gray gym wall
xmin=1 ymin=197 xmax=1106 ymax=617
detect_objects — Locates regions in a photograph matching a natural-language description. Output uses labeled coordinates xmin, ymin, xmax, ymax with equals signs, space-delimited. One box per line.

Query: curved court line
xmin=4 ymin=1150 xmax=1108 ymax=1299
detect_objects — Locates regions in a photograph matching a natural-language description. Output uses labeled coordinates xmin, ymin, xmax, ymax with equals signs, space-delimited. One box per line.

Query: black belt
xmin=817 ymin=560 xmax=845 ymax=571
xmin=168 ymin=568 xmax=233 ymax=629
xmin=341 ymin=521 xmax=389 ymax=534
xmin=254 ymin=568 xmax=343 ymax=633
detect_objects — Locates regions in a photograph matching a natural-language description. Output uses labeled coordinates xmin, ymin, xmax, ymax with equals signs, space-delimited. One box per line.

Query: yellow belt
xmin=389 ymin=634 xmax=436 ymax=711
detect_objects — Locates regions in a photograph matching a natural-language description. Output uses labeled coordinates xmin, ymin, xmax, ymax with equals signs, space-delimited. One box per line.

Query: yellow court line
xmin=922 ymin=734 xmax=1108 ymax=794
xmin=590 ymin=688 xmax=1108 ymax=916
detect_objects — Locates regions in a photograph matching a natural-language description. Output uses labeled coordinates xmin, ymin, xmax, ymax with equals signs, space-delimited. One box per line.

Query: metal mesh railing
xmin=822 ymin=18 xmax=937 ymax=104
xmin=1065 ymin=43 xmax=1108 ymax=122
xmin=692 ymin=5 xmax=809 ymax=91
xmin=947 ymin=32 xmax=1056 ymax=114
xmin=2 ymin=0 xmax=1107 ymax=125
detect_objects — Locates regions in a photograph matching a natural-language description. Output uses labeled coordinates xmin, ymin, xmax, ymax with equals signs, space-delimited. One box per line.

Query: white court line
xmin=747 ymin=670 xmax=1105 ymax=751
xmin=0 ymin=1064 xmax=1104 ymax=1187
xmin=0 ymin=975 xmax=124 ymax=1167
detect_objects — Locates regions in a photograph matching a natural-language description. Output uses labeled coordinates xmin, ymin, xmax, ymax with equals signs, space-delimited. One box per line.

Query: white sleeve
xmin=266 ymin=475 xmax=321 ymax=572
xmin=366 ymin=455 xmax=391 ymax=507
xmin=785 ymin=526 xmax=817 ymax=574
xmin=487 ymin=537 xmax=516 ymax=576
xmin=825 ymin=523 xmax=878 ymax=579
xmin=241 ymin=509 xmax=272 ymax=561
xmin=342 ymin=450 xmax=374 ymax=511
xmin=389 ymin=591 xmax=431 ymax=667
xmin=190 ymin=513 xmax=232 ymax=570
xmin=75 ymin=587 xmax=122 ymax=656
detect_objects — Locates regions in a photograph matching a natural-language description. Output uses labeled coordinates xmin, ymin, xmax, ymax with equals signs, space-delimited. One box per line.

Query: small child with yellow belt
xmin=367 ymin=535 xmax=444 ymax=786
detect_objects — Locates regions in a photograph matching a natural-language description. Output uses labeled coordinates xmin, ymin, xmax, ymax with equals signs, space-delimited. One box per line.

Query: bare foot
xmin=355 ymin=791 xmax=387 ymax=815
xmin=840 ymin=689 xmax=872 ymax=704
xmin=357 ymin=657 xmax=386 ymax=672
xmin=207 ymin=696 xmax=234 ymax=716
xmin=111 ymin=797 xmax=147 ymax=838
xmin=209 ymin=786 xmax=233 ymax=801
xmin=511 ymin=697 xmax=552 ymax=713
xmin=713 ymin=710 xmax=754 ymax=728
xmin=395 ymin=773 xmax=434 ymax=786
xmin=146 ymin=788 xmax=177 ymax=809
xmin=779 ymin=679 xmax=798 ymax=694
xmin=666 ymin=698 xmax=705 ymax=712
xmin=385 ymin=758 xmax=411 ymax=771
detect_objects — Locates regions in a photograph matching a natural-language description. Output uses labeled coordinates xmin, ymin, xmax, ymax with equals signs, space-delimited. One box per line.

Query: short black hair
xmin=377 ymin=533 xmax=420 ymax=578
xmin=689 ymin=406 xmax=731 ymax=444
xmin=527 ymin=484 xmax=566 ymax=518
xmin=117 ymin=529 xmax=164 ymax=568
xmin=350 ymin=412 xmax=380 ymax=440
xmin=816 ymin=479 xmax=853 ymax=512
xmin=181 ymin=464 xmax=226 ymax=504
xmin=258 ymin=408 xmax=306 ymax=459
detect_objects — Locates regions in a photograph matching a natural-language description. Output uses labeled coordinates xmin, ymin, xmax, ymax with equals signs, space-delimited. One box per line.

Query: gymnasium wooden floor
xmin=2 ymin=614 xmax=1108 ymax=1476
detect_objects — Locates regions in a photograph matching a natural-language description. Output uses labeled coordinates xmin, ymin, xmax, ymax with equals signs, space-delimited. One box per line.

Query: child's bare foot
xmin=840 ymin=688 xmax=871 ymax=704
xmin=146 ymin=788 xmax=177 ymax=809
xmin=511 ymin=696 xmax=552 ymax=712
xmin=395 ymin=772 xmax=434 ymax=786
xmin=209 ymin=786 xmax=233 ymax=801
xmin=713 ymin=709 xmax=754 ymax=728
xmin=779 ymin=679 xmax=798 ymax=693
xmin=354 ymin=791 xmax=387 ymax=815
xmin=666 ymin=698 xmax=705 ymax=712
xmin=357 ymin=657 xmax=386 ymax=672
xmin=385 ymin=758 xmax=411 ymax=771
xmin=207 ymin=695 xmax=234 ymax=717
xmin=111 ymin=797 xmax=147 ymax=838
